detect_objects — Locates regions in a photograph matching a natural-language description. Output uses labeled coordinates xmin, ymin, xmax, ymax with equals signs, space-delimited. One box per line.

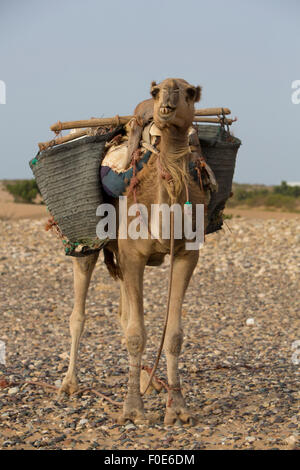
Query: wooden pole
xmin=193 ymin=117 xmax=237 ymax=124
xmin=50 ymin=116 xmax=132 ymax=132
xmin=39 ymin=115 xmax=236 ymax=151
xmin=38 ymin=129 xmax=88 ymax=151
xmin=50 ymin=107 xmax=231 ymax=132
xmin=195 ymin=107 xmax=231 ymax=116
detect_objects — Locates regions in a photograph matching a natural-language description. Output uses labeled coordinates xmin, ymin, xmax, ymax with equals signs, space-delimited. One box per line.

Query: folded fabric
xmin=101 ymin=151 xmax=152 ymax=197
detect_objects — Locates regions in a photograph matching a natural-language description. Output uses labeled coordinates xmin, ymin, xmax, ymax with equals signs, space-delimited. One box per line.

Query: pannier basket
xmin=30 ymin=123 xmax=240 ymax=256
xmin=29 ymin=127 xmax=123 ymax=256
xmin=197 ymin=125 xmax=241 ymax=234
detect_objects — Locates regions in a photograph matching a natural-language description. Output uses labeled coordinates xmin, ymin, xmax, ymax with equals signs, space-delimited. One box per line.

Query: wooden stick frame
xmin=38 ymin=108 xmax=236 ymax=151
xmin=50 ymin=108 xmax=231 ymax=132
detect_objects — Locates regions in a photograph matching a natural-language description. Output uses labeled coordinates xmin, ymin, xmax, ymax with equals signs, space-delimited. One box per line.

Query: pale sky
xmin=0 ymin=0 xmax=299 ymax=184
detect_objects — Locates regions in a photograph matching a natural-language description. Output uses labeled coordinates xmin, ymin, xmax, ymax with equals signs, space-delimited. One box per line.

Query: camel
xmin=59 ymin=78 xmax=209 ymax=425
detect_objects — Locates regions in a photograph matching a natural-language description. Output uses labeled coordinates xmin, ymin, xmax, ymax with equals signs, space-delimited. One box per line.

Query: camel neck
xmin=154 ymin=126 xmax=190 ymax=206
xmin=159 ymin=126 xmax=189 ymax=159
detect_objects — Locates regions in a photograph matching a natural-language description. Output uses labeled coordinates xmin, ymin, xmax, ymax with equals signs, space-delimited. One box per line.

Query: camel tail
xmin=103 ymin=248 xmax=122 ymax=280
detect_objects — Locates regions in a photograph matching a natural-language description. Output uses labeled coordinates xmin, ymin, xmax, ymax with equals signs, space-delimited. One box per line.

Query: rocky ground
xmin=0 ymin=215 xmax=299 ymax=450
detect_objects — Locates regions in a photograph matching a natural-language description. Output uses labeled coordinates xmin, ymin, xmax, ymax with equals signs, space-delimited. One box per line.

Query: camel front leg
xmin=118 ymin=249 xmax=147 ymax=424
xmin=164 ymin=250 xmax=199 ymax=425
xmin=59 ymin=252 xmax=99 ymax=395
xmin=118 ymin=280 xmax=129 ymax=334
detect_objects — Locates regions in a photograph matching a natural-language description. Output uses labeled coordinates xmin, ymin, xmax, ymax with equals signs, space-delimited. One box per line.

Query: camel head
xmin=150 ymin=78 xmax=201 ymax=131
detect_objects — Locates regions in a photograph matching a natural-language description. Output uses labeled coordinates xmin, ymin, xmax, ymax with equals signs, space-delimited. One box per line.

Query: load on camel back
xmin=29 ymin=79 xmax=241 ymax=425
xmin=30 ymin=78 xmax=240 ymax=258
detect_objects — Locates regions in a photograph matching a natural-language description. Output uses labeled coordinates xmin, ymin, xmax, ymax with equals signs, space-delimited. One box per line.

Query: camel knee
xmin=165 ymin=331 xmax=183 ymax=356
xmin=120 ymin=311 xmax=129 ymax=333
xmin=126 ymin=329 xmax=146 ymax=355
xmin=70 ymin=309 xmax=85 ymax=333
xmin=74 ymin=253 xmax=98 ymax=274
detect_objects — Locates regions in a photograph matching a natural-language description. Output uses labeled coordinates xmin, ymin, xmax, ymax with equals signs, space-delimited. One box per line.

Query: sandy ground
xmin=225 ymin=207 xmax=300 ymax=220
xmin=0 ymin=184 xmax=299 ymax=450
xmin=0 ymin=184 xmax=47 ymax=220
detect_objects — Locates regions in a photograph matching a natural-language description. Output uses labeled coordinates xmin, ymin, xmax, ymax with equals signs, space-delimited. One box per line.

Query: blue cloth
xmin=100 ymin=150 xmax=199 ymax=198
xmin=100 ymin=151 xmax=152 ymax=197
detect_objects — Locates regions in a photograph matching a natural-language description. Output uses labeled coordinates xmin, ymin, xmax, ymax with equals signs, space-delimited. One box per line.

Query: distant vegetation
xmin=228 ymin=181 xmax=300 ymax=212
xmin=4 ymin=179 xmax=42 ymax=204
xmin=2 ymin=179 xmax=300 ymax=212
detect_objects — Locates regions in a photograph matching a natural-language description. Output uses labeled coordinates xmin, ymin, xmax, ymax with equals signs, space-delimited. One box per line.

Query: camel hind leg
xmin=119 ymin=279 xmax=159 ymax=397
xmin=118 ymin=248 xmax=147 ymax=424
xmin=164 ymin=250 xmax=199 ymax=425
xmin=59 ymin=252 xmax=99 ymax=395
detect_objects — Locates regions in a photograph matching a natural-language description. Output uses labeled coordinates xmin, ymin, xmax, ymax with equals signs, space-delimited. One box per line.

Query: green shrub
xmin=4 ymin=179 xmax=41 ymax=204
xmin=223 ymin=213 xmax=233 ymax=220
xmin=227 ymin=181 xmax=300 ymax=212
xmin=264 ymin=193 xmax=297 ymax=211
xmin=234 ymin=189 xmax=249 ymax=202
xmin=273 ymin=181 xmax=300 ymax=197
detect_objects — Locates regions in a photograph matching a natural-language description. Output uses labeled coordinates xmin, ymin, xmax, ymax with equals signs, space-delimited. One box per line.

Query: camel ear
xmin=187 ymin=85 xmax=201 ymax=103
xmin=194 ymin=86 xmax=201 ymax=102
xmin=150 ymin=81 xmax=160 ymax=99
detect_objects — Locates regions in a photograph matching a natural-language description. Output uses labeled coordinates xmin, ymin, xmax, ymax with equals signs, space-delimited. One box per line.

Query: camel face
xmin=151 ymin=78 xmax=201 ymax=129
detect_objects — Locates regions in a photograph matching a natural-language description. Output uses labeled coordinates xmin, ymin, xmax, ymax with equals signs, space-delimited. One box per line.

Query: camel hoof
xmin=117 ymin=416 xmax=149 ymax=426
xmin=117 ymin=414 xmax=149 ymax=426
xmin=164 ymin=407 xmax=196 ymax=426
xmin=58 ymin=377 xmax=79 ymax=396
xmin=118 ymin=394 xmax=147 ymax=425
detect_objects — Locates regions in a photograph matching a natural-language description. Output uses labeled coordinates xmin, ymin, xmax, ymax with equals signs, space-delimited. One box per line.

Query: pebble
xmin=124 ymin=423 xmax=136 ymax=431
xmin=285 ymin=435 xmax=298 ymax=447
xmin=78 ymin=419 xmax=88 ymax=427
xmin=8 ymin=387 xmax=19 ymax=395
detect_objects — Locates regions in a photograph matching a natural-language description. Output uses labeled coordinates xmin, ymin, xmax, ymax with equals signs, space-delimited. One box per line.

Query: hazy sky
xmin=0 ymin=0 xmax=299 ymax=184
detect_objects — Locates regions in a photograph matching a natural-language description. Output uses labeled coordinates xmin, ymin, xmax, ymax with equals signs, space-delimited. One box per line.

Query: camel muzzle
xmin=159 ymin=105 xmax=176 ymax=116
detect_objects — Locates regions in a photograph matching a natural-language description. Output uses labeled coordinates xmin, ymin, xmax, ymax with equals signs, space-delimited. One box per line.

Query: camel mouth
xmin=159 ymin=106 xmax=176 ymax=118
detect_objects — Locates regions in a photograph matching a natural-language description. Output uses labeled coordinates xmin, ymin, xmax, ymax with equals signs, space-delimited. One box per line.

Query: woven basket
xmin=29 ymin=128 xmax=122 ymax=256
xmin=197 ymin=125 xmax=241 ymax=234
xmin=30 ymin=124 xmax=240 ymax=256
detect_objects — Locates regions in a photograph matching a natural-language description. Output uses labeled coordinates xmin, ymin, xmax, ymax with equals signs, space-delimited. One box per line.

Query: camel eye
xmin=151 ymin=87 xmax=160 ymax=99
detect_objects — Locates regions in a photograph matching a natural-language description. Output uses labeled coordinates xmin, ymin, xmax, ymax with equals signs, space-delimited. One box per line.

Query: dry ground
xmin=0 ymin=183 xmax=47 ymax=220
xmin=0 ymin=193 xmax=299 ymax=450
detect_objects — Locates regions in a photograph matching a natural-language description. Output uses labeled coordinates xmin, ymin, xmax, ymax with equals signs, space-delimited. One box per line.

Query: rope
xmin=54 ymin=121 xmax=63 ymax=135
xmin=127 ymin=149 xmax=142 ymax=215
xmin=141 ymin=190 xmax=176 ymax=397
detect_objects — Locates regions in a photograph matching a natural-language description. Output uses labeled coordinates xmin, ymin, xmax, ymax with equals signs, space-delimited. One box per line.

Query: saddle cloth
xmin=100 ymin=121 xmax=217 ymax=198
